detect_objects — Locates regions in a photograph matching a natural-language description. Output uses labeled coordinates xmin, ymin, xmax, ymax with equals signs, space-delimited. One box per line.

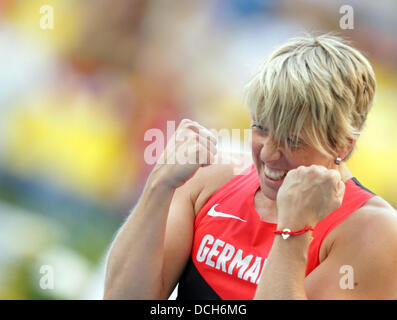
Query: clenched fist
xmin=149 ymin=119 xmax=218 ymax=189
xmin=276 ymin=165 xmax=346 ymax=228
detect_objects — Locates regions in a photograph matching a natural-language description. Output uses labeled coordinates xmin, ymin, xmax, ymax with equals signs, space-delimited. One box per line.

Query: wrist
xmin=145 ymin=172 xmax=178 ymax=197
xmin=274 ymin=226 xmax=313 ymax=239
xmin=138 ymin=174 xmax=176 ymax=217
xmin=277 ymin=211 xmax=317 ymax=231
xmin=147 ymin=166 xmax=178 ymax=190
xmin=273 ymin=226 xmax=313 ymax=262
xmin=276 ymin=221 xmax=315 ymax=232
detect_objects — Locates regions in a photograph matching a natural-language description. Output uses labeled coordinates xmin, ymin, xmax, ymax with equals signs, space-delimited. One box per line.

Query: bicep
xmin=305 ymin=218 xmax=397 ymax=299
xmin=160 ymin=186 xmax=195 ymax=299
xmin=159 ymin=159 xmax=243 ymax=298
xmin=304 ymin=245 xmax=370 ymax=299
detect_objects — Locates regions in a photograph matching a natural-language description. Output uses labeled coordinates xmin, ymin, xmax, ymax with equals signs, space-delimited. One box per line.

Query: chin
xmin=259 ymin=183 xmax=278 ymax=201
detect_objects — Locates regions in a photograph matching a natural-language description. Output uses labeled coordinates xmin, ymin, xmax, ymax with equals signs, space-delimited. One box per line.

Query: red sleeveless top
xmin=177 ymin=164 xmax=375 ymax=300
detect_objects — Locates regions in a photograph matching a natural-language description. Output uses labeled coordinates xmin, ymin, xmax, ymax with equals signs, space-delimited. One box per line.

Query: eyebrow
xmin=252 ymin=120 xmax=307 ymax=144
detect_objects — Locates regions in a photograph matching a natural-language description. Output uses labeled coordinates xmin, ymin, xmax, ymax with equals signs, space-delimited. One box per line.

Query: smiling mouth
xmin=264 ymin=164 xmax=288 ymax=181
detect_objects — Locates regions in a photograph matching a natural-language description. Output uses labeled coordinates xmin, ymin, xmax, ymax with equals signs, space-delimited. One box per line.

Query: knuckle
xmin=184 ymin=123 xmax=197 ymax=131
xmin=180 ymin=119 xmax=197 ymax=130
xmin=178 ymin=119 xmax=191 ymax=128
xmin=310 ymin=164 xmax=323 ymax=171
xmin=330 ymin=169 xmax=341 ymax=177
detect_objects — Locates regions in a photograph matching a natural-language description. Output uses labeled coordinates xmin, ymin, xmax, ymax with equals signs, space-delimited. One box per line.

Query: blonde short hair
xmin=244 ymin=33 xmax=376 ymax=160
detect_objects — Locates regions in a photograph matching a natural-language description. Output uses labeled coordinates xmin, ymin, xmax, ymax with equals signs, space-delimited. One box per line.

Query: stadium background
xmin=0 ymin=0 xmax=396 ymax=299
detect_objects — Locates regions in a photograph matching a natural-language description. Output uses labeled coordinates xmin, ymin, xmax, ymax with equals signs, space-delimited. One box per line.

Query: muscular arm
xmin=103 ymin=118 xmax=221 ymax=299
xmin=103 ymin=150 xmax=251 ymax=300
xmin=305 ymin=202 xmax=397 ymax=299
xmin=255 ymin=200 xmax=397 ymax=300
xmin=254 ymin=223 xmax=312 ymax=299
xmin=103 ymin=173 xmax=195 ymax=299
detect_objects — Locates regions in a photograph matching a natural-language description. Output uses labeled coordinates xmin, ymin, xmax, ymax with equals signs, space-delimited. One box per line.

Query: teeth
xmin=264 ymin=165 xmax=287 ymax=180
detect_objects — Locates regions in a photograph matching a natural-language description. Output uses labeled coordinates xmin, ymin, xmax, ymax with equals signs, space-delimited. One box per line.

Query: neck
xmin=337 ymin=162 xmax=353 ymax=183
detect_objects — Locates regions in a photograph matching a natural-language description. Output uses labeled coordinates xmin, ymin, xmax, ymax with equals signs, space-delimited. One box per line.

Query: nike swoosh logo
xmin=207 ymin=204 xmax=247 ymax=222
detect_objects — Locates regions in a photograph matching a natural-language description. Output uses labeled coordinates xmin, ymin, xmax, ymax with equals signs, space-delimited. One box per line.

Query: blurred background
xmin=0 ymin=0 xmax=396 ymax=299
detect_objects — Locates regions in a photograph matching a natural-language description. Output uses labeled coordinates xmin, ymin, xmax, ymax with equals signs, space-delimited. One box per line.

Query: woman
xmin=104 ymin=34 xmax=397 ymax=299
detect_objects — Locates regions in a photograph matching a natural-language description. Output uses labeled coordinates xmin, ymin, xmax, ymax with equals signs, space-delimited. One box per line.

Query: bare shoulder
xmin=328 ymin=196 xmax=397 ymax=298
xmin=321 ymin=195 xmax=397 ymax=260
xmin=364 ymin=195 xmax=396 ymax=212
xmin=181 ymin=151 xmax=253 ymax=215
xmin=345 ymin=195 xmax=397 ymax=231
xmin=333 ymin=195 xmax=397 ymax=251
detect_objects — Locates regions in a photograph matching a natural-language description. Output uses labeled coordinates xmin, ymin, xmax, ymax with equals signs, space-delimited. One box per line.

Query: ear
xmin=338 ymin=137 xmax=356 ymax=160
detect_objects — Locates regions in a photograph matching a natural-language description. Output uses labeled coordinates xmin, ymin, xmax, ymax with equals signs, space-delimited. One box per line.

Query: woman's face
xmin=251 ymin=121 xmax=337 ymax=201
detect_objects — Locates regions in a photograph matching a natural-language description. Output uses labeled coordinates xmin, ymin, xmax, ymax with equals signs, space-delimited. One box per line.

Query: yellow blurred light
xmin=347 ymin=68 xmax=397 ymax=208
xmin=5 ymin=0 xmax=82 ymax=53
xmin=4 ymin=93 xmax=137 ymax=202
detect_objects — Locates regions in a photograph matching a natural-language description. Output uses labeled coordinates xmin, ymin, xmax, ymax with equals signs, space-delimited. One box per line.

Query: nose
xmin=259 ymin=136 xmax=283 ymax=163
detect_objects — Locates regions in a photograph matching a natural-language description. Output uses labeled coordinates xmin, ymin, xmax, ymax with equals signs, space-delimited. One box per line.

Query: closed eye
xmin=251 ymin=124 xmax=265 ymax=131
xmin=286 ymin=137 xmax=302 ymax=149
